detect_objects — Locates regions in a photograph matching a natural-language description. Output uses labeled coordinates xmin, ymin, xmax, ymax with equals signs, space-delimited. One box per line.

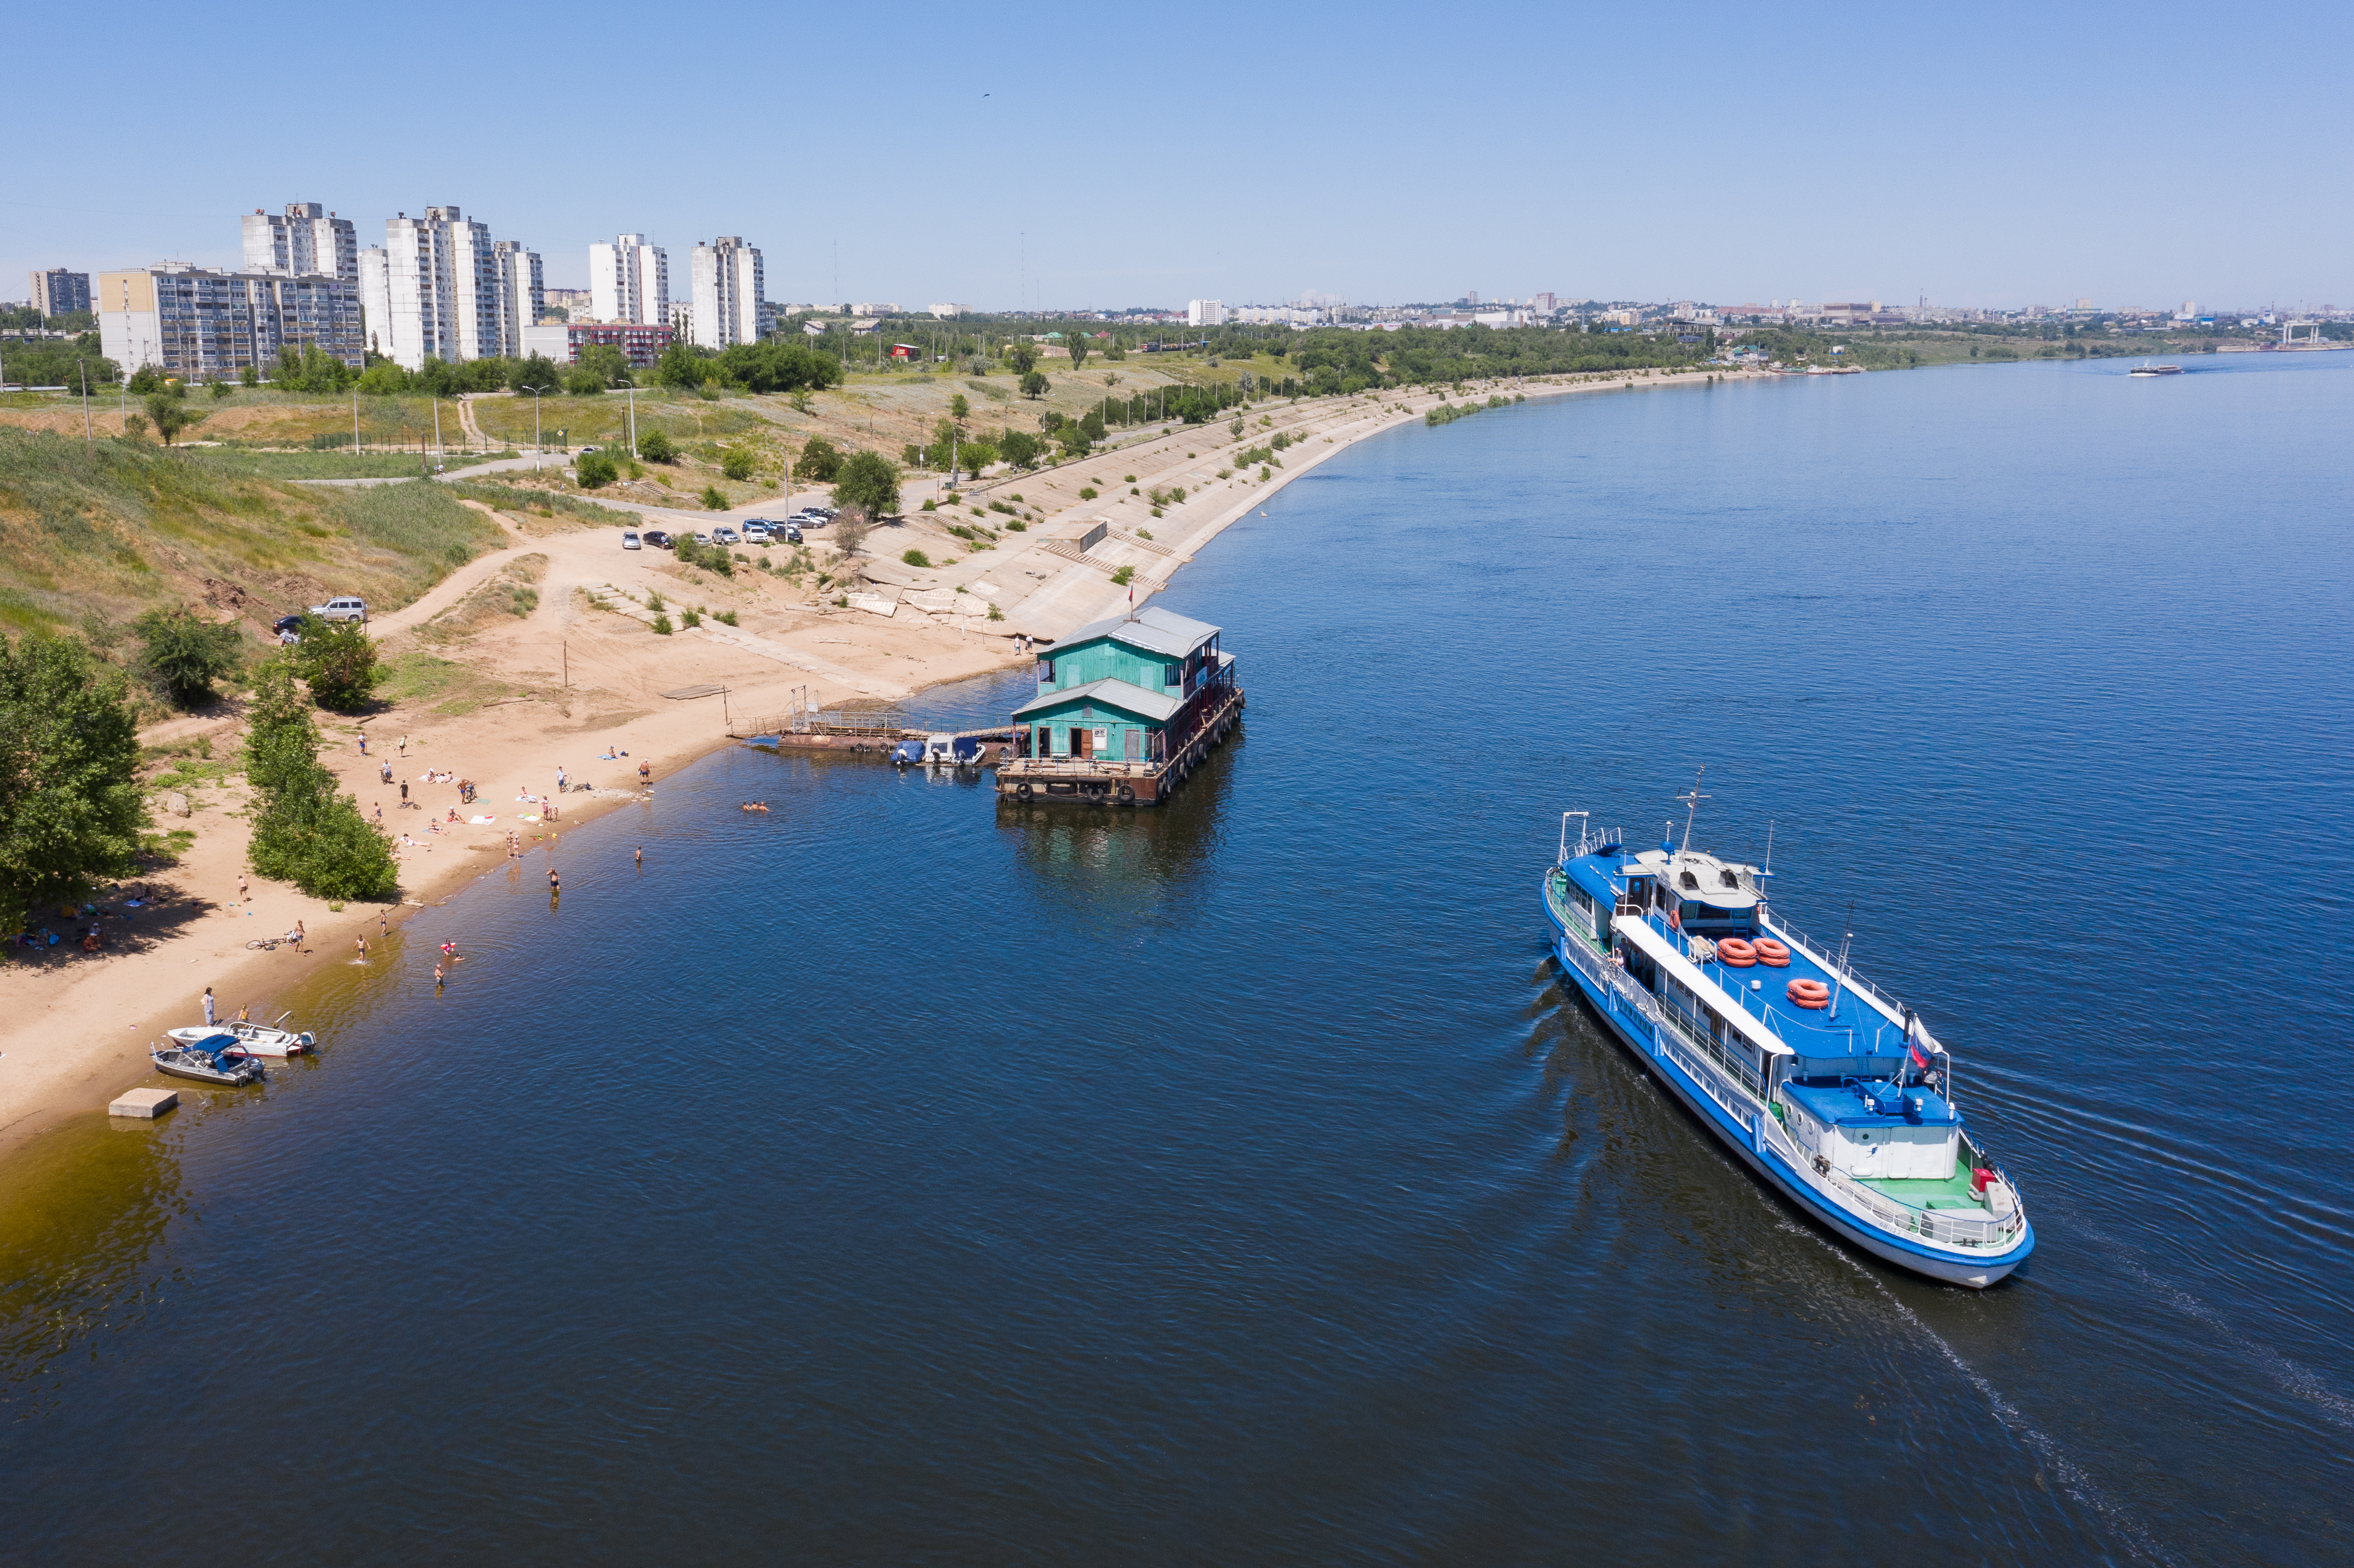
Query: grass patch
xmin=378 ymin=650 xmax=508 ymax=715
xmin=182 ymin=450 xmax=515 ymax=480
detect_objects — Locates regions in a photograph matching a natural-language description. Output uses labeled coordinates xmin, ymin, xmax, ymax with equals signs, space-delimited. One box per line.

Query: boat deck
xmin=1859 ymin=1170 xmax=1984 ymax=1209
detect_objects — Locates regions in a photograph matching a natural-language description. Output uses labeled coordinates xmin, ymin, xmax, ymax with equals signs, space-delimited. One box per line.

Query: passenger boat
xmin=1539 ymin=785 xmax=2034 ymax=1287
xmin=166 ymin=1013 xmax=314 ymax=1058
xmin=2128 ymin=361 xmax=2183 ymax=376
xmin=152 ymin=1036 xmax=268 ymax=1087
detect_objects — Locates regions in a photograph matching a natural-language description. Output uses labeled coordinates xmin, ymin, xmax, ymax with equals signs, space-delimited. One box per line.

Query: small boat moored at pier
xmin=1539 ymin=782 xmax=2034 ymax=1288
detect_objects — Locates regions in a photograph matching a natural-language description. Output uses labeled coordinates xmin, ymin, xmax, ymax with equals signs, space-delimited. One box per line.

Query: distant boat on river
xmin=2128 ymin=361 xmax=2184 ymax=377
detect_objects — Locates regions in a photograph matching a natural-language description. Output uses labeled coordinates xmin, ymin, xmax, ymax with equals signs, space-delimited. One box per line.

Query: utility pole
xmin=79 ymin=359 xmax=91 ymax=443
xmin=352 ymin=385 xmax=360 ymax=452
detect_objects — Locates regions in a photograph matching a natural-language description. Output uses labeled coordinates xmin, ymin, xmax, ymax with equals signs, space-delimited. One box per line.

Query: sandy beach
xmin=0 ymin=364 xmax=1767 ymax=1158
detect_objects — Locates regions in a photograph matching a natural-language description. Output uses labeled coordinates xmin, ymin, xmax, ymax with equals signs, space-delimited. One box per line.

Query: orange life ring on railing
xmin=1787 ymin=978 xmax=1829 ymax=1009
xmin=1754 ymin=938 xmax=1790 ymax=967
xmin=1716 ymin=937 xmax=1757 ymax=967
xmin=1668 ymin=907 xmax=1680 ymax=931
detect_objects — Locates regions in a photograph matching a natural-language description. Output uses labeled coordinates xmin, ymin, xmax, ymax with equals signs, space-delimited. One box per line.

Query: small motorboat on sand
xmin=152 ymin=1035 xmax=267 ymax=1086
xmin=166 ymin=1013 xmax=314 ymax=1057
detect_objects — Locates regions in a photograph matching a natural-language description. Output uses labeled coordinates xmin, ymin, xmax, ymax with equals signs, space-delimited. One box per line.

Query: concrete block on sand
xmin=110 ymin=1087 xmax=179 ymax=1119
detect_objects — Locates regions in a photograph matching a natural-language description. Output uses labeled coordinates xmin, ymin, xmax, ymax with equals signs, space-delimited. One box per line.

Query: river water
xmin=4 ymin=356 xmax=2349 ymax=1564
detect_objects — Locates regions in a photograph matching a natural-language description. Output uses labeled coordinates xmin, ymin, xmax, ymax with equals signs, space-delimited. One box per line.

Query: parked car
xmin=711 ymin=526 xmax=741 ymax=546
xmin=777 ymin=523 xmax=803 ymax=544
xmin=272 ymin=613 xmax=306 ymax=645
xmin=741 ymin=521 xmax=771 ymax=541
xmin=690 ymin=532 xmax=713 ymax=547
xmin=641 ymin=529 xmax=674 ymax=549
xmin=621 ymin=529 xmax=642 ymax=550
xmin=790 ymin=508 xmax=827 ymax=526
xmin=579 ymin=445 xmax=599 ymax=454
xmin=308 ymin=595 xmax=367 ymax=624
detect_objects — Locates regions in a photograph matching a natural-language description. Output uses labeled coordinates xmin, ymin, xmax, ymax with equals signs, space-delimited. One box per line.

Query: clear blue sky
xmin=11 ymin=0 xmax=2348 ymax=313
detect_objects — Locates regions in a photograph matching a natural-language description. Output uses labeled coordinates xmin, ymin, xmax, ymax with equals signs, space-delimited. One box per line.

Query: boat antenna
xmin=1675 ymin=766 xmax=1709 ymax=857
xmin=1762 ymin=818 xmax=1775 ymax=878
xmin=1828 ymin=901 xmax=1855 ymax=1022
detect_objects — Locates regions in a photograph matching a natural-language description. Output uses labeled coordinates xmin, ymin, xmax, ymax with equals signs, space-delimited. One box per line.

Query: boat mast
xmin=1674 ymin=766 xmax=1709 ymax=857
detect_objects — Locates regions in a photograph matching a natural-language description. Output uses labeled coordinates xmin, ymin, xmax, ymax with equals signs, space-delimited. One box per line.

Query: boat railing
xmin=1759 ymin=912 xmax=1905 ymax=1020
xmin=1544 ymin=871 xmax=1600 ymax=944
xmin=1767 ymin=1106 xmax=2024 ymax=1250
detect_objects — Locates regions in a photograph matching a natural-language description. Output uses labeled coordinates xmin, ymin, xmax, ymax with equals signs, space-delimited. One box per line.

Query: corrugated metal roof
xmin=1011 ymin=677 xmax=1183 ymax=722
xmin=1062 ymin=604 xmax=1218 ymax=658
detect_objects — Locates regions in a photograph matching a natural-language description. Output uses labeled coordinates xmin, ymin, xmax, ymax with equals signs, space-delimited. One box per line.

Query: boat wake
xmin=1776 ymin=1214 xmax=2181 ymax=1567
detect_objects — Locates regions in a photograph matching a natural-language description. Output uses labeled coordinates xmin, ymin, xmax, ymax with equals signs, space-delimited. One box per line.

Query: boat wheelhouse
xmin=1540 ymin=791 xmax=2034 ymax=1288
xmin=996 ymin=605 xmax=1243 ymax=806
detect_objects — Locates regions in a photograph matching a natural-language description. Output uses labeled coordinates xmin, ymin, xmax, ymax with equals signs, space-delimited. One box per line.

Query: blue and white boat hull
xmin=1542 ymin=881 xmax=2033 ymax=1289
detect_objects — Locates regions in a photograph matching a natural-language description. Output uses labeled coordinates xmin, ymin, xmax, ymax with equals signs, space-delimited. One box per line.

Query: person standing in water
xmin=634 ymin=846 xmax=643 ymax=869
xmin=434 ymin=961 xmax=445 ymax=990
xmin=355 ymin=934 xmax=367 ymax=962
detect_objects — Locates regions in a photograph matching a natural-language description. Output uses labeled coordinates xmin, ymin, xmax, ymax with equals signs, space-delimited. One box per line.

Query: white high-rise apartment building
xmin=590 ymin=234 xmax=668 ymax=326
xmin=689 ymin=237 xmax=764 ymax=349
xmin=357 ymin=206 xmax=538 ymax=369
xmin=241 ymin=202 xmax=359 ymax=284
xmin=1187 ymin=299 xmax=1227 ymax=328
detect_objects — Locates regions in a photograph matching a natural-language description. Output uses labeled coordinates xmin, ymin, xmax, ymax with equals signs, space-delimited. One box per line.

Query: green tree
xmin=144 ymin=390 xmax=199 ymax=447
xmin=0 ymin=634 xmax=145 ymax=933
xmin=997 ymin=429 xmax=1040 ymax=468
xmin=637 ymin=428 xmax=678 ymax=463
xmin=121 ymin=413 xmax=149 ymax=440
xmin=1020 ymin=369 xmax=1050 ymax=400
xmin=793 ymin=436 xmax=843 ymax=482
xmin=656 ymin=341 xmax=718 ymax=390
xmin=701 ymin=485 xmax=728 ymax=509
xmin=244 ymin=660 xmax=397 ymax=901
xmin=133 ymin=605 xmax=244 ymax=706
xmin=834 ymin=450 xmax=901 ymax=520
xmin=577 ymin=450 xmax=620 ymax=487
xmin=1067 ymin=336 xmax=1090 ymax=371
xmin=719 ymin=447 xmax=756 ymax=481
xmin=563 ymin=363 xmax=607 ymax=395
xmin=295 ymin=618 xmax=381 ymax=712
xmin=1010 ymin=344 xmax=1038 ymax=375
xmin=508 ymin=352 xmax=565 ymax=394
xmin=949 ymin=393 xmax=970 ymax=421
xmin=576 ymin=343 xmax=631 ymax=387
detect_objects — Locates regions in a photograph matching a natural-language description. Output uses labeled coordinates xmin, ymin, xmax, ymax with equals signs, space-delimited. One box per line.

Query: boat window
xmin=1680 ymin=871 xmax=1699 ymax=890
xmin=1719 ymin=869 xmax=1740 ymax=889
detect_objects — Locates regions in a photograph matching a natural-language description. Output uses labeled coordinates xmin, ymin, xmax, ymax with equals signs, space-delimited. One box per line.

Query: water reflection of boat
xmin=151 ymin=1036 xmax=266 ymax=1086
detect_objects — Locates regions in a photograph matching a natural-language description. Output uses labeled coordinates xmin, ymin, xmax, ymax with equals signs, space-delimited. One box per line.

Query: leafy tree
xmin=0 ymin=633 xmax=144 ymax=933
xmin=133 ymin=605 xmax=243 ymax=706
xmin=509 ymin=352 xmax=565 ymax=394
xmin=244 ymin=660 xmax=396 ymax=900
xmin=577 ymin=343 xmax=631 ymax=388
xmin=701 ymin=485 xmax=728 ymax=509
xmin=793 ymin=436 xmax=843 ymax=482
xmin=1010 ymin=345 xmax=1038 ymax=375
xmin=949 ymin=393 xmax=970 ymax=421
xmin=834 ymin=450 xmax=901 ymax=520
xmin=1067 ymin=336 xmax=1090 ymax=372
xmin=121 ymin=413 xmax=149 ymax=440
xmin=714 ymin=340 xmax=842 ymax=393
xmin=294 ymin=618 xmax=380 ymax=712
xmin=144 ymin=390 xmax=200 ymax=447
xmin=239 ymin=361 xmax=260 ymax=387
xmin=997 ymin=429 xmax=1040 ymax=468
xmin=208 ymin=377 xmax=232 ymax=400
xmin=637 ymin=428 xmax=678 ymax=463
xmin=576 ymin=450 xmax=619 ymax=487
xmin=1020 ymin=370 xmax=1050 ymax=400
xmin=720 ymin=447 xmax=756 ymax=481
xmin=656 ymin=341 xmax=719 ymax=390
xmin=563 ymin=363 xmax=607 ymax=395
xmin=273 ymin=342 xmax=353 ymax=392
xmin=1229 ymin=416 xmax=1245 ymax=438
xmin=357 ymin=360 xmax=411 ymax=395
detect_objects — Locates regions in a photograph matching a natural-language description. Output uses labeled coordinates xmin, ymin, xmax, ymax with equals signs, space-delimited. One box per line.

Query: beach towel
xmin=469 ymin=815 xmax=496 ymax=825
xmin=519 ymin=813 xmax=541 ymax=824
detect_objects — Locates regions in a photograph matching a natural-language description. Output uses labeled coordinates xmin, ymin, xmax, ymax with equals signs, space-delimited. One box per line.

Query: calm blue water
xmin=4 ymin=356 xmax=2350 ymax=1565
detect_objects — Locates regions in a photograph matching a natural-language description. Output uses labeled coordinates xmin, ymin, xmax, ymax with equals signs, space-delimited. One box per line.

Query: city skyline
xmin=6 ymin=0 xmax=2347 ymax=313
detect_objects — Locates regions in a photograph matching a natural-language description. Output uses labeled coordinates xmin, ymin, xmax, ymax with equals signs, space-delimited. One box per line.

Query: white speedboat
xmin=167 ymin=1013 xmax=314 ymax=1057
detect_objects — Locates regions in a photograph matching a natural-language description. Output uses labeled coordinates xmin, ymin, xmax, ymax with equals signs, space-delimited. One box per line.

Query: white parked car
xmin=621 ymin=529 xmax=642 ymax=550
xmin=309 ymin=596 xmax=368 ymax=624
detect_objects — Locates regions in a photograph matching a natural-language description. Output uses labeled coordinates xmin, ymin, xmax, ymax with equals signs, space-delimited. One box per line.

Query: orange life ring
xmin=1716 ymin=937 xmax=1757 ymax=967
xmin=1668 ymin=907 xmax=1681 ymax=931
xmin=1754 ymin=938 xmax=1790 ymax=967
xmin=1787 ymin=978 xmax=1829 ymax=1009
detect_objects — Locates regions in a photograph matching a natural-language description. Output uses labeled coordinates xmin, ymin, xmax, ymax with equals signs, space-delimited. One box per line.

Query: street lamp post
xmin=520 ymin=384 xmax=550 ymax=469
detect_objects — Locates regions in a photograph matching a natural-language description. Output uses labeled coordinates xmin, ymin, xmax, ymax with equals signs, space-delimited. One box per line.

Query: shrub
xmin=577 ymin=450 xmax=619 ymax=487
xmin=1110 ymin=566 xmax=1136 ymax=586
xmin=681 ymin=609 xmax=702 ymax=628
xmin=0 ymin=634 xmax=144 ymax=931
xmin=243 ymin=661 xmax=396 ymax=901
xmin=1078 ymin=485 xmax=1098 ymax=499
xmin=920 ymin=498 xmax=936 ymax=511
xmin=296 ymin=619 xmax=381 ymax=713
xmin=1005 ymin=520 xmax=1026 ymax=531
xmin=701 ymin=485 xmax=728 ymax=509
xmin=1136 ymin=528 xmax=1152 ymax=539
xmin=1123 ymin=474 xmax=1136 ymax=483
xmin=714 ymin=609 xmax=738 ymax=626
xmin=720 ymin=447 xmax=756 ymax=481
xmin=987 ymin=603 xmax=1004 ymax=620
xmin=651 ymin=613 xmax=673 ymax=635
xmin=645 ymin=589 xmax=665 ymax=611
xmin=133 ymin=604 xmax=243 ymax=706
xmin=637 ymin=429 xmax=678 ymax=463
xmin=903 ymin=549 xmax=932 ymax=568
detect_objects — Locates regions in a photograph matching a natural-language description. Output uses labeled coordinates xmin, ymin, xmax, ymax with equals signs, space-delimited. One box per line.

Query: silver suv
xmin=309 ymin=596 xmax=368 ymax=624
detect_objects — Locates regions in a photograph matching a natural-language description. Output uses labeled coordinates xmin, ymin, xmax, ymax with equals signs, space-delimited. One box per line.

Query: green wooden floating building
xmin=997 ymin=605 xmax=1244 ymax=807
